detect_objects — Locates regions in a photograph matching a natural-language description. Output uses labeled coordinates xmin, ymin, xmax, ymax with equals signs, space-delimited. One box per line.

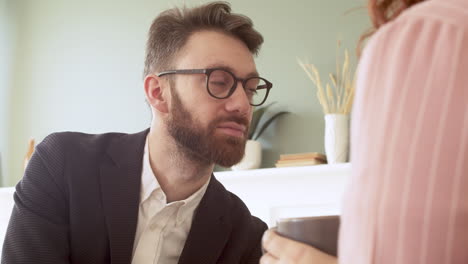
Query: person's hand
xmin=261 ymin=229 xmax=338 ymax=264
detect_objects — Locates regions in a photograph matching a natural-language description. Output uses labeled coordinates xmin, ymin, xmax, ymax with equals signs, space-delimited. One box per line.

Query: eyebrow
xmin=205 ymin=64 xmax=259 ymax=78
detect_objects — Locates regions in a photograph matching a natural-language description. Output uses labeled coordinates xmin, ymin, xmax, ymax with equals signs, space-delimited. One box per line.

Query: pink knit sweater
xmin=339 ymin=0 xmax=468 ymax=263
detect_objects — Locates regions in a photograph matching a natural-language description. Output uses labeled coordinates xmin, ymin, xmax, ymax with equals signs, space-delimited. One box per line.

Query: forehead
xmin=174 ymin=30 xmax=257 ymax=76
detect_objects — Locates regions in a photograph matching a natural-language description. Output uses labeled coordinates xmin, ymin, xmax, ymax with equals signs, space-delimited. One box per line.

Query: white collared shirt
xmin=131 ymin=138 xmax=210 ymax=264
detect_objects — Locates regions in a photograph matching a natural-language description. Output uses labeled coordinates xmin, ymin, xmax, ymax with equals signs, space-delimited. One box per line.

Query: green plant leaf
xmin=248 ymin=102 xmax=276 ymax=139
xmin=253 ymin=111 xmax=289 ymax=140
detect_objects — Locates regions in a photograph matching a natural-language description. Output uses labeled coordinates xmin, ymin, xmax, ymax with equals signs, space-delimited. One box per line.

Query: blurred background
xmin=0 ymin=0 xmax=369 ymax=187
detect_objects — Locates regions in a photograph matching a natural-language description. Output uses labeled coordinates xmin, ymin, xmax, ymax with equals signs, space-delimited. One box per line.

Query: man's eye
xmin=246 ymin=88 xmax=258 ymax=95
xmin=210 ymin=81 xmax=228 ymax=86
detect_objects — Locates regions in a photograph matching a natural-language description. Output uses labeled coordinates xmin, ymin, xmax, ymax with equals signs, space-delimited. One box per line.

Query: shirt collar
xmin=140 ymin=136 xmax=210 ymax=225
xmin=140 ymin=137 xmax=159 ymax=203
xmin=175 ymin=176 xmax=210 ymax=225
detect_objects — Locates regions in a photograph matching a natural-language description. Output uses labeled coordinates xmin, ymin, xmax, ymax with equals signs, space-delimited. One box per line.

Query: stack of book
xmin=275 ymin=152 xmax=327 ymax=168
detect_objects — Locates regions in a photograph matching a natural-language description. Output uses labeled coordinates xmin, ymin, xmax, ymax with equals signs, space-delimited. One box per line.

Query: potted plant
xmin=297 ymin=41 xmax=356 ymax=164
xmin=231 ymin=102 xmax=289 ymax=170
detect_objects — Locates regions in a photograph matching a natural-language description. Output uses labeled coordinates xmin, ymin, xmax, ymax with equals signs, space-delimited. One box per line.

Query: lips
xmin=217 ymin=122 xmax=247 ymax=137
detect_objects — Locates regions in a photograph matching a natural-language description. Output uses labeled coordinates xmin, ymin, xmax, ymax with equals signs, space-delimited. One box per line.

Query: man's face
xmin=165 ymin=31 xmax=256 ymax=167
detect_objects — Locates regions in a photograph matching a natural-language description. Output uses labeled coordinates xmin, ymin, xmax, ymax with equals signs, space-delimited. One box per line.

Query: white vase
xmin=324 ymin=114 xmax=350 ymax=164
xmin=231 ymin=140 xmax=262 ymax=170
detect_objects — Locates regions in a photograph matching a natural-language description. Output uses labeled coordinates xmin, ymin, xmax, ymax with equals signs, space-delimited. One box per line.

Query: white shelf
xmin=215 ymin=163 xmax=351 ymax=226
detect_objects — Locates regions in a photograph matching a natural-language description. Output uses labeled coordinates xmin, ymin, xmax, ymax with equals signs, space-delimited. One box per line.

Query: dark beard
xmin=166 ymin=87 xmax=249 ymax=167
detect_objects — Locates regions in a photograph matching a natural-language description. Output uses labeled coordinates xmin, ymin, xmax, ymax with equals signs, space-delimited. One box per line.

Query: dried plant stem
xmin=298 ymin=58 xmax=330 ymax=114
xmin=297 ymin=43 xmax=356 ymax=115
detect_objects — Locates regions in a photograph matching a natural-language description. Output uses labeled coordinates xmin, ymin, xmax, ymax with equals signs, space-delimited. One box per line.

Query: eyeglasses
xmin=157 ymin=68 xmax=273 ymax=106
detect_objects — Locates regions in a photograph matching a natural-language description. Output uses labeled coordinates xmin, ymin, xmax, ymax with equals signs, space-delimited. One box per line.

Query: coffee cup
xmin=276 ymin=215 xmax=340 ymax=256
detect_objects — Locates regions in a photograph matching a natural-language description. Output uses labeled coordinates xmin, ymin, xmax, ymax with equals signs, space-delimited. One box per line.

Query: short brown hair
xmin=143 ymin=1 xmax=264 ymax=77
xmin=358 ymin=0 xmax=426 ymax=55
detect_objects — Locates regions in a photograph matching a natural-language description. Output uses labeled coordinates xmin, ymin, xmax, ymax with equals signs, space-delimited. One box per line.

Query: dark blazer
xmin=1 ymin=129 xmax=267 ymax=264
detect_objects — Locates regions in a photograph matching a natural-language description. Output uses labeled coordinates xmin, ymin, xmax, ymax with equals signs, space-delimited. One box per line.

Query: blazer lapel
xmin=178 ymin=176 xmax=232 ymax=264
xmin=99 ymin=129 xmax=149 ymax=264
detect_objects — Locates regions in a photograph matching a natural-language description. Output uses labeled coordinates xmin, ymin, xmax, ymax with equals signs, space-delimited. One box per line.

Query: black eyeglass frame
xmin=157 ymin=68 xmax=273 ymax=106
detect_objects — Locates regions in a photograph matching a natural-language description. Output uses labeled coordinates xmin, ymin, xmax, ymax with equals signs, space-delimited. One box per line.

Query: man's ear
xmin=144 ymin=74 xmax=169 ymax=114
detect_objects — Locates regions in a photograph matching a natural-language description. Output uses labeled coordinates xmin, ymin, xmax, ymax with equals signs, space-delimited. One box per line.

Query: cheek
xmin=187 ymin=83 xmax=219 ymax=108
xmin=247 ymin=107 xmax=254 ymax=121
xmin=185 ymin=104 xmax=213 ymax=127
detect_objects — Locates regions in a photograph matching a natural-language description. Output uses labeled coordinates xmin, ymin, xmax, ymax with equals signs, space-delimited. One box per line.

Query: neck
xmin=147 ymin=127 xmax=214 ymax=203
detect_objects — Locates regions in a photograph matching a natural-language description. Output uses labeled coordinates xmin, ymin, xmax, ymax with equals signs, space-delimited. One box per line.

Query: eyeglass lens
xmin=207 ymin=69 xmax=268 ymax=106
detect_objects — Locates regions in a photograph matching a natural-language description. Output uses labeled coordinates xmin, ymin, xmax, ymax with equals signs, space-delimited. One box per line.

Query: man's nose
xmin=224 ymin=81 xmax=251 ymax=115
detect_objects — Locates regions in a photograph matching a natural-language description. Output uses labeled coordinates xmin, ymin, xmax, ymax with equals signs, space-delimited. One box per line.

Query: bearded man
xmin=2 ymin=2 xmax=273 ymax=264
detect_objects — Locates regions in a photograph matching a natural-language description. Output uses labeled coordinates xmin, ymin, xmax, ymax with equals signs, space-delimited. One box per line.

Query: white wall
xmin=0 ymin=0 xmax=16 ymax=186
xmin=6 ymin=0 xmax=158 ymax=185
